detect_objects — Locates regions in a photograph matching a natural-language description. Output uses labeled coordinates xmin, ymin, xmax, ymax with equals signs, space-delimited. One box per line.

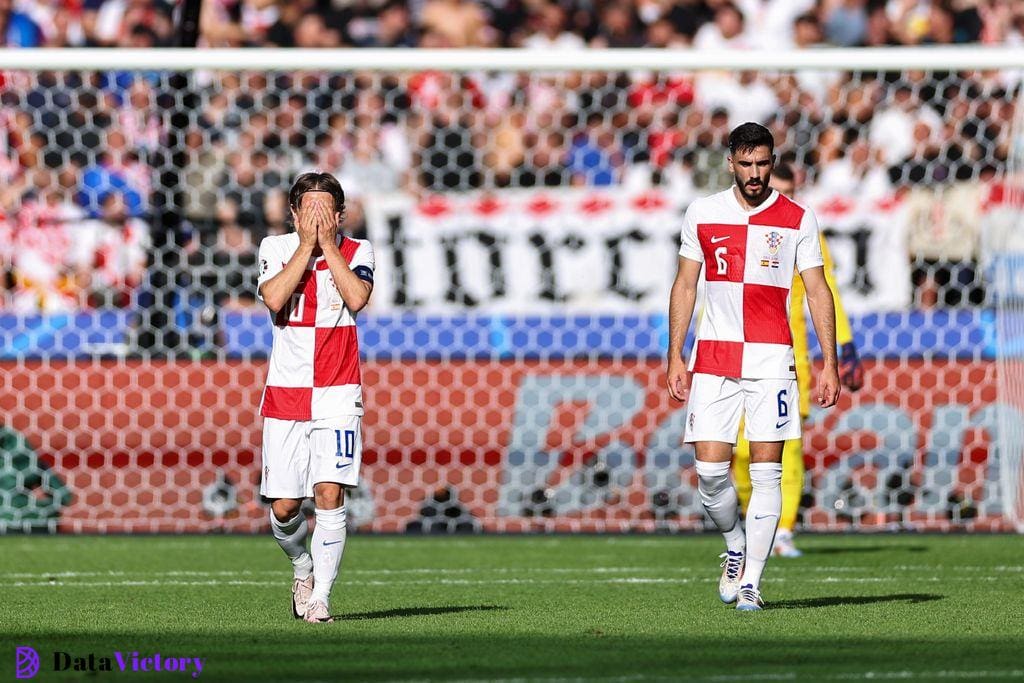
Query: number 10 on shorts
xmin=335 ymin=430 xmax=356 ymax=469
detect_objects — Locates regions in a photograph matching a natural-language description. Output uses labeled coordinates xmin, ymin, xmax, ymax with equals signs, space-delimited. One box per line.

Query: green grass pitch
xmin=2 ymin=534 xmax=1023 ymax=682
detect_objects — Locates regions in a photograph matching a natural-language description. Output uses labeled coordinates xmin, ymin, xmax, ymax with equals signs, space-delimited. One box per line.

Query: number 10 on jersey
xmin=288 ymin=293 xmax=306 ymax=323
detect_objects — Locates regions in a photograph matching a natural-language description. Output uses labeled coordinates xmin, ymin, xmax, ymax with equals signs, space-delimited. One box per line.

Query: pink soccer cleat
xmin=292 ymin=575 xmax=314 ymax=619
xmin=303 ymin=600 xmax=334 ymax=624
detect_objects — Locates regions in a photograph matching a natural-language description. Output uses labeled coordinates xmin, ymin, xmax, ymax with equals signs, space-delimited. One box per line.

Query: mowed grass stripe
xmin=433 ymin=671 xmax=1024 ymax=683
xmin=1 ymin=534 xmax=1021 ymax=682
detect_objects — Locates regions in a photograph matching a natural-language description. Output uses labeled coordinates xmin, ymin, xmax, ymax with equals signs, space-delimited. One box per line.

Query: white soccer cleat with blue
xmin=291 ymin=575 xmax=314 ymax=619
xmin=718 ymin=550 xmax=745 ymax=604
xmin=772 ymin=529 xmax=803 ymax=558
xmin=735 ymin=584 xmax=764 ymax=611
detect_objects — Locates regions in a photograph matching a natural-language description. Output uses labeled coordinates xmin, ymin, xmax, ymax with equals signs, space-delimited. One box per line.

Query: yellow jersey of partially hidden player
xmin=789 ymin=234 xmax=854 ymax=418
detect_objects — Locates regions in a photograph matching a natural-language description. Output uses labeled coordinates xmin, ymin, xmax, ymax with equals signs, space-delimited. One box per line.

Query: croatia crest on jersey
xmin=761 ymin=231 xmax=783 ymax=268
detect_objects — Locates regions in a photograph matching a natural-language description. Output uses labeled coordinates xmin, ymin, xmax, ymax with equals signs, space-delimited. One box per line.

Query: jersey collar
xmin=728 ymin=186 xmax=779 ymax=216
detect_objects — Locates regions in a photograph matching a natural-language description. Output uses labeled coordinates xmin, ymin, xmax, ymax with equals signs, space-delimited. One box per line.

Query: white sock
xmin=695 ymin=460 xmax=745 ymax=553
xmin=309 ymin=506 xmax=347 ymax=606
xmin=741 ymin=462 xmax=783 ymax=589
xmin=270 ymin=510 xmax=312 ymax=580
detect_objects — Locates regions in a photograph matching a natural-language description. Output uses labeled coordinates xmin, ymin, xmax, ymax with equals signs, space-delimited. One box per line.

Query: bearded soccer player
xmin=256 ymin=172 xmax=374 ymax=624
xmin=732 ymin=162 xmax=864 ymax=558
xmin=666 ymin=123 xmax=840 ymax=611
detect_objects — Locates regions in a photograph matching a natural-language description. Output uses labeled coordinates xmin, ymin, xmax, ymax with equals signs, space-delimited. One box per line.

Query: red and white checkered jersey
xmin=679 ymin=188 xmax=824 ymax=379
xmin=256 ymin=233 xmax=374 ymax=421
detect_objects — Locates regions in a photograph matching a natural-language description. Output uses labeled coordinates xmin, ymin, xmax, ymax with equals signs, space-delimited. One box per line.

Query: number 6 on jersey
xmin=715 ymin=246 xmax=728 ymax=275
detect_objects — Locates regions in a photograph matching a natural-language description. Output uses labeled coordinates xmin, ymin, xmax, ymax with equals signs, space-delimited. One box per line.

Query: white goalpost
xmin=0 ymin=45 xmax=1023 ymax=71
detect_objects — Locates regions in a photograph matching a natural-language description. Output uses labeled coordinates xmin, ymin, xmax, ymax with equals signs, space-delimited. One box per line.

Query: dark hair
xmin=794 ymin=12 xmax=819 ymax=27
xmin=728 ymin=122 xmax=774 ymax=155
xmin=773 ymin=161 xmax=795 ymax=182
xmin=289 ymin=171 xmax=345 ymax=213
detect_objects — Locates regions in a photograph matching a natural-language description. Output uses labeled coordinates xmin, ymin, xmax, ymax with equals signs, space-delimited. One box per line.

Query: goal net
xmin=996 ymin=88 xmax=1024 ymax=534
xmin=0 ymin=49 xmax=1022 ymax=533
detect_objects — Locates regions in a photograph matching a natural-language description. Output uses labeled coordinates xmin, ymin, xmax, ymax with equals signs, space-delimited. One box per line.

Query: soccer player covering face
xmin=666 ymin=123 xmax=840 ymax=611
xmin=256 ymin=172 xmax=374 ymax=623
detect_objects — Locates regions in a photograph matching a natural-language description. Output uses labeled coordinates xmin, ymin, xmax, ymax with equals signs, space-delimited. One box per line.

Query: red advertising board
xmin=0 ymin=360 xmax=1014 ymax=532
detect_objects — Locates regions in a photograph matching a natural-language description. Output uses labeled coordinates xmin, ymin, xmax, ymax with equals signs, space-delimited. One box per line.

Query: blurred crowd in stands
xmin=3 ymin=0 xmax=1023 ymax=49
xmin=0 ymin=0 xmax=1021 ymax=316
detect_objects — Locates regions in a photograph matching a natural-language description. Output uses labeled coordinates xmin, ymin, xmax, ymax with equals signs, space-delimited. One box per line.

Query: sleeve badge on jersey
xmin=761 ymin=231 xmax=782 ymax=269
xmin=259 ymin=258 xmax=269 ymax=275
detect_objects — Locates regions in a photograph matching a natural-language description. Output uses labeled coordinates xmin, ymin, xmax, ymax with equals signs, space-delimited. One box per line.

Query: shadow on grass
xmin=6 ymin=634 xmax=1007 ymax=679
xmin=10 ymin=629 xmax=1019 ymax=681
xmin=336 ymin=604 xmax=508 ymax=621
xmin=802 ymin=545 xmax=930 ymax=555
xmin=769 ymin=593 xmax=943 ymax=610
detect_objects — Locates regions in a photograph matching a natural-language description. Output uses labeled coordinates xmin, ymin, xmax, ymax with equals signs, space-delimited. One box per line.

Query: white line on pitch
xmin=832 ymin=671 xmax=1024 ymax=680
xmin=0 ymin=575 xmax=1003 ymax=588
xmin=2 ymin=564 xmax=1020 ymax=580
xmin=0 ymin=567 xmax=671 ymax=579
xmin=8 ymin=578 xmax=703 ymax=588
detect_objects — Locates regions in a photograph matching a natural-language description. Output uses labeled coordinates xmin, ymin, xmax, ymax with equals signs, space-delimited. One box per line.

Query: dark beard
xmin=736 ymin=178 xmax=770 ymax=204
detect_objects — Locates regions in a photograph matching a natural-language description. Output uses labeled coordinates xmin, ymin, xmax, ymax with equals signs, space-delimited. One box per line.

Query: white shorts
xmin=684 ymin=373 xmax=800 ymax=444
xmin=260 ymin=415 xmax=363 ymax=499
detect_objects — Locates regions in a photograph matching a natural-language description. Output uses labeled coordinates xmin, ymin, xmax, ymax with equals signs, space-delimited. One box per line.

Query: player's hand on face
xmin=296 ymin=199 xmax=319 ymax=246
xmin=666 ymin=359 xmax=691 ymax=403
xmin=315 ymin=199 xmax=338 ymax=246
xmin=817 ymin=367 xmax=841 ymax=408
